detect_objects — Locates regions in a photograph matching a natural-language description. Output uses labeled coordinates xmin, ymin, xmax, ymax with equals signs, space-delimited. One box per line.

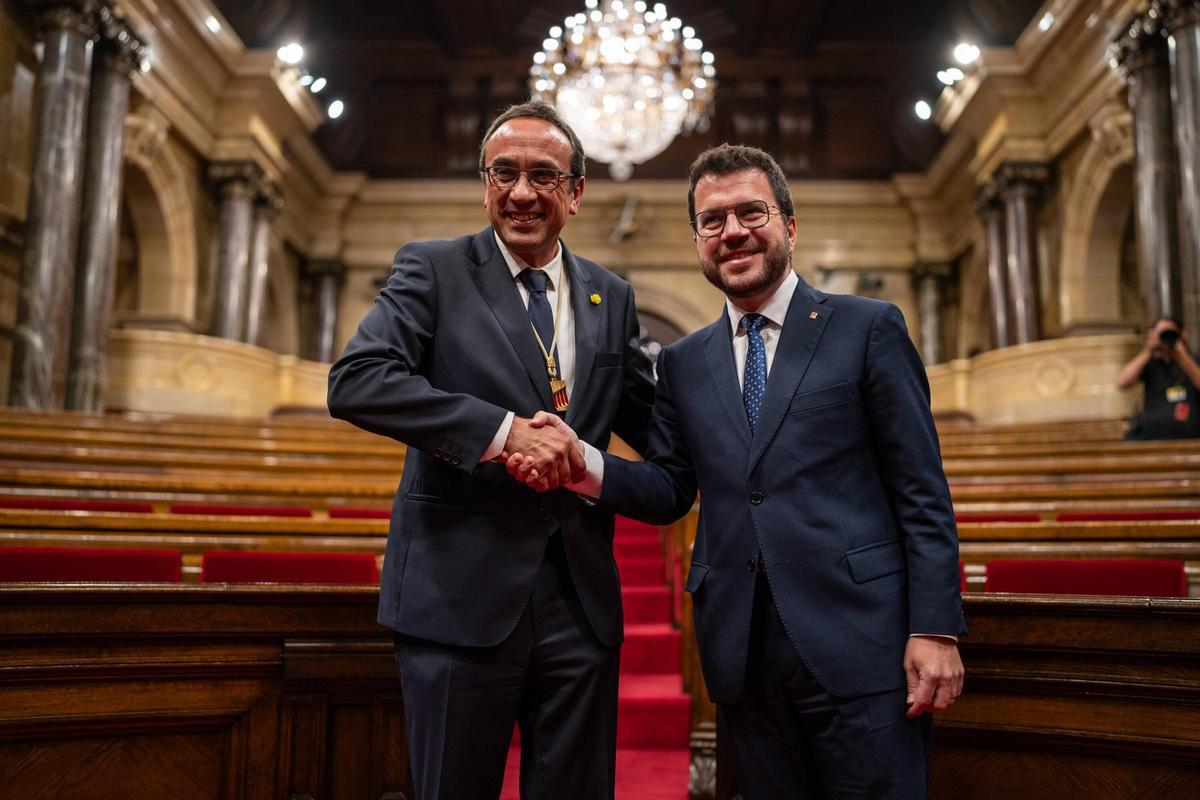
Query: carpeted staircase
xmin=501 ymin=517 xmax=692 ymax=799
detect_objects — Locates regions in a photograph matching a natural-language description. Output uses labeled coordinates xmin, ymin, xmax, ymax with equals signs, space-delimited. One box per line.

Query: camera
xmin=1160 ymin=328 xmax=1180 ymax=347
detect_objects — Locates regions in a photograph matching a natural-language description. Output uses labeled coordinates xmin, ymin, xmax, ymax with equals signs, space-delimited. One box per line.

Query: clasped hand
xmin=500 ymin=412 xmax=584 ymax=492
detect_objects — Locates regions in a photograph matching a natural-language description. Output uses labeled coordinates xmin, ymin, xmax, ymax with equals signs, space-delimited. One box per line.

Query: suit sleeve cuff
xmin=480 ymin=411 xmax=515 ymax=463
xmin=565 ymin=440 xmax=604 ymax=499
xmin=910 ymin=633 xmax=958 ymax=643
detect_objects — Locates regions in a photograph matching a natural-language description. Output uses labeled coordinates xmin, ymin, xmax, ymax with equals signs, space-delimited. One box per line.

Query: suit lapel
xmin=705 ymin=311 xmax=752 ymax=450
xmin=564 ymin=244 xmax=598 ymax=427
xmin=747 ymin=280 xmax=831 ymax=475
xmin=466 ymin=228 xmax=554 ymax=410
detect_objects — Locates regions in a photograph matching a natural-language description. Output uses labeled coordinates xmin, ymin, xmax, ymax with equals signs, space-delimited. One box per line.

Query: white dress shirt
xmin=480 ymin=234 xmax=576 ymax=462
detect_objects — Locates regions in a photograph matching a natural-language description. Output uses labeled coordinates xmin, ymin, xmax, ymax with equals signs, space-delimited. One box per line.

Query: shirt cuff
xmin=480 ymin=411 xmax=515 ymax=463
xmin=565 ymin=440 xmax=604 ymax=499
xmin=909 ymin=633 xmax=958 ymax=643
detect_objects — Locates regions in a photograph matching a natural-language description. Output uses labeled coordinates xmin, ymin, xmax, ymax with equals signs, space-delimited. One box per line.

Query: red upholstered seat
xmin=955 ymin=513 xmax=1041 ymax=523
xmin=0 ymin=498 xmax=154 ymax=513
xmin=170 ymin=503 xmax=312 ymax=517
xmin=201 ymin=551 xmax=379 ymax=584
xmin=0 ymin=546 xmax=181 ymax=582
xmin=328 ymin=507 xmax=391 ymax=519
xmin=984 ymin=559 xmax=1187 ymax=597
xmin=1055 ymin=510 xmax=1200 ymax=522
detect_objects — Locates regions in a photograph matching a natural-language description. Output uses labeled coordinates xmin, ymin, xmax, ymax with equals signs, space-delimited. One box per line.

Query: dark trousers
xmin=394 ymin=533 xmax=620 ymax=800
xmin=723 ymin=577 xmax=931 ymax=800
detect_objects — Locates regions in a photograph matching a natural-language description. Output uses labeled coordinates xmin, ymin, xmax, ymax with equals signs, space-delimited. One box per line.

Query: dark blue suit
xmin=328 ymin=227 xmax=655 ymax=799
xmin=598 ymin=276 xmax=964 ymax=797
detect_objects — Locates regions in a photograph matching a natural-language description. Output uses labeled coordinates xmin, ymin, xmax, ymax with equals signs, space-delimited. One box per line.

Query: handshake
xmin=499 ymin=411 xmax=585 ymax=493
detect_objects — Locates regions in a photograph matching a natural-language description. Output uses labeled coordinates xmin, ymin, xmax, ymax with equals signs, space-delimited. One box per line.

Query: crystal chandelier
xmin=530 ymin=0 xmax=716 ymax=181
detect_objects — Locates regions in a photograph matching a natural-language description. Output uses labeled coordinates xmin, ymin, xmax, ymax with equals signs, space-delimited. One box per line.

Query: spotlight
xmin=328 ymin=99 xmax=345 ymax=119
xmin=914 ymin=100 xmax=932 ymax=120
xmin=277 ymin=43 xmax=304 ymax=65
xmin=1038 ymin=12 xmax=1055 ymax=31
xmin=310 ymin=77 xmax=327 ymax=93
xmin=204 ymin=16 xmax=222 ymax=34
xmin=953 ymin=42 xmax=980 ymax=65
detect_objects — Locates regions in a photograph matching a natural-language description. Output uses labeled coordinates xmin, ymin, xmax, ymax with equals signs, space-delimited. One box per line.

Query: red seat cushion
xmin=1055 ymin=510 xmax=1200 ymax=522
xmin=170 ymin=503 xmax=312 ymax=517
xmin=955 ymin=513 xmax=1041 ymax=523
xmin=328 ymin=507 xmax=391 ymax=519
xmin=0 ymin=498 xmax=154 ymax=513
xmin=984 ymin=559 xmax=1187 ymax=597
xmin=0 ymin=546 xmax=181 ymax=582
xmin=201 ymin=551 xmax=378 ymax=584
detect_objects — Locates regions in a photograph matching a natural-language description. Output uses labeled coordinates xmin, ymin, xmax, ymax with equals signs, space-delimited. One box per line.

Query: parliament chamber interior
xmin=1 ymin=0 xmax=1199 ymax=798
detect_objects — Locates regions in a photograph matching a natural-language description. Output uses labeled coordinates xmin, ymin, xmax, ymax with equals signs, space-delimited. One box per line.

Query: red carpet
xmin=500 ymin=517 xmax=690 ymax=798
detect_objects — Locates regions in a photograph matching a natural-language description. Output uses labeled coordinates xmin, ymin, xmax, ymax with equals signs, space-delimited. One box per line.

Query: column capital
xmin=255 ymin=182 xmax=284 ymax=216
xmin=94 ymin=6 xmax=149 ymax=77
xmin=995 ymin=162 xmax=1052 ymax=200
xmin=1109 ymin=5 xmax=1170 ymax=78
xmin=24 ymin=0 xmax=100 ymax=38
xmin=1159 ymin=0 xmax=1200 ymax=33
xmin=304 ymin=260 xmax=347 ymax=283
xmin=208 ymin=161 xmax=266 ymax=201
xmin=912 ymin=262 xmax=955 ymax=284
xmin=973 ymin=181 xmax=1004 ymax=217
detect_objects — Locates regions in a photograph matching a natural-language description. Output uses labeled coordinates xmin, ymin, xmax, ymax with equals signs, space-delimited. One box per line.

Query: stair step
xmin=501 ymin=746 xmax=690 ymax=799
xmin=614 ymin=535 xmax=661 ymax=559
xmin=622 ymin=623 xmax=681 ymax=674
xmin=618 ymin=674 xmax=691 ymax=748
xmin=615 ymin=517 xmax=660 ymax=538
xmin=617 ymin=557 xmax=666 ymax=586
xmin=623 ymin=585 xmax=671 ymax=623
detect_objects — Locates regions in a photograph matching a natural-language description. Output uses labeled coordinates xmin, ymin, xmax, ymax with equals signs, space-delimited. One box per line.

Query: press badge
xmin=1166 ymin=384 xmax=1188 ymax=403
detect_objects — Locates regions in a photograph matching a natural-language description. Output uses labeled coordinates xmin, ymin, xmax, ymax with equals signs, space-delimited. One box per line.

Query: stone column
xmin=975 ymin=185 xmax=1011 ymax=349
xmin=208 ymin=162 xmax=262 ymax=341
xmin=998 ymin=163 xmax=1050 ymax=345
xmin=1112 ymin=10 xmax=1185 ymax=323
xmin=913 ymin=263 xmax=951 ymax=365
xmin=65 ymin=8 xmax=146 ymax=412
xmin=1165 ymin=0 xmax=1200 ymax=333
xmin=306 ymin=260 xmax=345 ymax=363
xmin=9 ymin=0 xmax=98 ymax=409
xmin=242 ymin=185 xmax=282 ymax=347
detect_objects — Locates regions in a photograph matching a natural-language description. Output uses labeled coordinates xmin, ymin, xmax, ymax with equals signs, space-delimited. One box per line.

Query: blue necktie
xmin=742 ymin=313 xmax=767 ymax=434
xmin=518 ymin=268 xmax=559 ymax=365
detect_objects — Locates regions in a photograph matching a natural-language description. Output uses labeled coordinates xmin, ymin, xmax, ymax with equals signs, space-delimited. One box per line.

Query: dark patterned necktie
xmin=518 ymin=268 xmax=558 ymax=364
xmin=742 ymin=313 xmax=767 ymax=433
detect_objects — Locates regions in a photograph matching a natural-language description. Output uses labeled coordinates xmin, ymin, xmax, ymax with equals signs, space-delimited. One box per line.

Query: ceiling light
xmin=953 ymin=42 xmax=980 ymax=65
xmin=914 ymin=100 xmax=932 ymax=120
xmin=1038 ymin=12 xmax=1055 ymax=31
xmin=936 ymin=67 xmax=965 ymax=85
xmin=204 ymin=15 xmax=221 ymax=34
xmin=310 ymin=77 xmax=327 ymax=93
xmin=277 ymin=43 xmax=304 ymax=65
xmin=328 ymin=99 xmax=345 ymax=119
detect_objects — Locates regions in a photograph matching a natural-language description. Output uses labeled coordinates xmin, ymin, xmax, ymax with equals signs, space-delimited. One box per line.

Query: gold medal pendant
xmin=546 ymin=355 xmax=570 ymax=412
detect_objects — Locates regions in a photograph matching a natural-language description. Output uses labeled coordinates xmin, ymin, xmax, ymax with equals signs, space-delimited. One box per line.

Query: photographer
xmin=1117 ymin=318 xmax=1200 ymax=439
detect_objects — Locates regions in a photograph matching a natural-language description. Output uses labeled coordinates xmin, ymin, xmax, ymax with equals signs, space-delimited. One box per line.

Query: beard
xmin=699 ymin=237 xmax=793 ymax=300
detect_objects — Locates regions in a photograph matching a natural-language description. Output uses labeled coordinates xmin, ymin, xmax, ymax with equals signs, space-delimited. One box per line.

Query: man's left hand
xmin=904 ymin=636 xmax=964 ymax=718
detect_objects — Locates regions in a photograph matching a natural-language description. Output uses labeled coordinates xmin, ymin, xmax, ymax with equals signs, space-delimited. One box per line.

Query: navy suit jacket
xmin=328 ymin=227 xmax=655 ymax=648
xmin=598 ymin=277 xmax=965 ymax=702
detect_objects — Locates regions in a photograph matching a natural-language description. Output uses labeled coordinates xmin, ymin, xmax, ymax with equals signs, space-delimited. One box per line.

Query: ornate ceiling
xmin=212 ymin=0 xmax=1044 ymax=180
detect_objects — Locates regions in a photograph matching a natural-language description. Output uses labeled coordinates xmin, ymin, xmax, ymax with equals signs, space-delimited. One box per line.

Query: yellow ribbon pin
xmin=589 ymin=293 xmax=602 ymax=305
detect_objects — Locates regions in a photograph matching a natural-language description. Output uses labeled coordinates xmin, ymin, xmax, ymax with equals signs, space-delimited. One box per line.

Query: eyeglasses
xmin=481 ymin=165 xmax=577 ymax=191
xmin=691 ymin=200 xmax=780 ymax=238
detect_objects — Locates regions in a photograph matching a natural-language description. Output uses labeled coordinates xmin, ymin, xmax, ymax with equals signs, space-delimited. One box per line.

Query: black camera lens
xmin=1160 ymin=329 xmax=1180 ymax=346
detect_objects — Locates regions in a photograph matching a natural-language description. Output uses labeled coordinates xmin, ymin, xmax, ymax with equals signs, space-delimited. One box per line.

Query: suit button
xmin=750 ymin=491 xmax=764 ymax=505
xmin=747 ymin=559 xmax=756 ymax=573
xmin=451 ymin=456 xmax=461 ymax=465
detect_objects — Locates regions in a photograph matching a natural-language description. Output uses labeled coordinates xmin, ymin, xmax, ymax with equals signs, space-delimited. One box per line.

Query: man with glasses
xmin=509 ymin=144 xmax=964 ymax=798
xmin=328 ymin=100 xmax=655 ymax=800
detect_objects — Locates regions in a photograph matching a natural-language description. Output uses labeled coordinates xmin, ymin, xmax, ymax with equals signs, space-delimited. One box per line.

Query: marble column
xmin=998 ymin=163 xmax=1050 ymax=345
xmin=306 ymin=260 xmax=345 ymax=363
xmin=1165 ymin=0 xmax=1200 ymax=333
xmin=242 ymin=186 xmax=281 ymax=347
xmin=9 ymin=0 xmax=98 ymax=409
xmin=66 ymin=9 xmax=146 ymax=412
xmin=975 ymin=185 xmax=1011 ymax=349
xmin=1112 ymin=10 xmax=1185 ymax=323
xmin=208 ymin=162 xmax=262 ymax=341
xmin=913 ymin=263 xmax=952 ymax=365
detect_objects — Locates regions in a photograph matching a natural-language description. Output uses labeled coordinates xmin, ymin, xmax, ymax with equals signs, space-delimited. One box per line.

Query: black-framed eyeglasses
xmin=691 ymin=200 xmax=780 ymax=238
xmin=481 ymin=165 xmax=577 ymax=191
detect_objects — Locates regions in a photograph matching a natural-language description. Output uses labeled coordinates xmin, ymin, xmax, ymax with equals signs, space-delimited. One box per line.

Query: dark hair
xmin=687 ymin=144 xmax=794 ymax=223
xmin=478 ymin=100 xmax=586 ymax=181
xmin=1152 ymin=317 xmax=1185 ymax=329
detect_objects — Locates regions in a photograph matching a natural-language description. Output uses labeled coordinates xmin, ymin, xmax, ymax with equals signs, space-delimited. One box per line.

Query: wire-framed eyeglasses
xmin=481 ymin=165 xmax=577 ymax=191
xmin=691 ymin=200 xmax=780 ymax=238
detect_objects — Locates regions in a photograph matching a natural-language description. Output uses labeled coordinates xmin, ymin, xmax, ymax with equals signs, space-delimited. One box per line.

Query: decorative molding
xmin=208 ymin=160 xmax=267 ymax=200
xmin=123 ymin=104 xmax=171 ymax=166
xmin=1109 ymin=4 xmax=1170 ymax=79
xmin=1088 ymin=101 xmax=1135 ymax=161
xmin=94 ymin=5 xmax=149 ymax=76
xmin=28 ymin=0 xmax=100 ymax=38
xmin=688 ymin=721 xmax=716 ymax=800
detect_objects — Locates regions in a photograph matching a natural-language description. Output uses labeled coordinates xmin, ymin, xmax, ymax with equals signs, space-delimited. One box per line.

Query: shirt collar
xmin=727 ymin=271 xmax=800 ymax=336
xmin=494 ymin=231 xmax=564 ymax=290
